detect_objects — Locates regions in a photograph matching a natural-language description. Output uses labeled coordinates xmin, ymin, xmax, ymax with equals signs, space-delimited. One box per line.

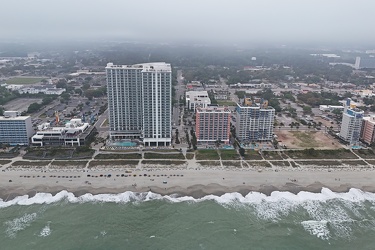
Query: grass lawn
xmin=88 ymin=160 xmax=139 ymax=168
xmin=295 ymin=160 xmax=342 ymax=166
xmin=353 ymin=149 xmax=375 ymax=159
xmin=222 ymin=161 xmax=242 ymax=167
xmin=246 ymin=161 xmax=272 ymax=168
xmin=0 ymin=160 xmax=11 ymax=165
xmin=341 ymin=160 xmax=368 ymax=166
xmin=45 ymin=149 xmax=74 ymax=159
xmin=50 ymin=161 xmax=88 ymax=168
xmin=6 ymin=77 xmax=46 ymax=85
xmin=217 ymin=100 xmax=237 ymax=106
xmin=141 ymin=160 xmax=186 ymax=166
xmin=285 ymin=149 xmax=358 ymax=159
xmin=197 ymin=161 xmax=221 ymax=166
xmin=95 ymin=153 xmax=142 ymax=159
xmin=12 ymin=161 xmax=50 ymax=167
xmin=72 ymin=149 xmax=95 ymax=159
xmin=144 ymin=153 xmax=185 ymax=160
xmin=196 ymin=149 xmax=220 ymax=160
xmin=262 ymin=151 xmax=284 ymax=160
xmin=271 ymin=161 xmax=291 ymax=167
xmin=145 ymin=149 xmax=180 ymax=153
xmin=243 ymin=150 xmax=263 ymax=160
xmin=185 ymin=153 xmax=195 ymax=160
xmin=219 ymin=150 xmax=240 ymax=160
xmin=52 ymin=160 xmax=88 ymax=166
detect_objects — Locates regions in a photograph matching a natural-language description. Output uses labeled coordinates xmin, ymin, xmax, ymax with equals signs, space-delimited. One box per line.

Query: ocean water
xmin=1 ymin=188 xmax=375 ymax=250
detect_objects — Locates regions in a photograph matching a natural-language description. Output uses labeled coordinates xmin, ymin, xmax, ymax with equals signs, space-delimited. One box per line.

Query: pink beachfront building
xmin=360 ymin=116 xmax=375 ymax=145
xmin=195 ymin=106 xmax=231 ymax=144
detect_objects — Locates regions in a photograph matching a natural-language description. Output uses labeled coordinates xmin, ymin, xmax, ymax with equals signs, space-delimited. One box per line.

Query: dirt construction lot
xmin=275 ymin=130 xmax=343 ymax=149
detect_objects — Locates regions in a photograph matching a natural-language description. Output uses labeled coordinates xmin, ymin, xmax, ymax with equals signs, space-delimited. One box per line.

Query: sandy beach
xmin=1 ymin=165 xmax=375 ymax=201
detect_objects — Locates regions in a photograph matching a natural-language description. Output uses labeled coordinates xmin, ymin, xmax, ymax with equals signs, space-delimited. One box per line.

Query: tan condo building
xmin=360 ymin=116 xmax=375 ymax=145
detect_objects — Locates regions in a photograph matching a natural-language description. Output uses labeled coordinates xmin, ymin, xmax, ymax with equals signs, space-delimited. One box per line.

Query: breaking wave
xmin=1 ymin=188 xmax=375 ymax=207
xmin=2 ymin=188 xmax=375 ymax=240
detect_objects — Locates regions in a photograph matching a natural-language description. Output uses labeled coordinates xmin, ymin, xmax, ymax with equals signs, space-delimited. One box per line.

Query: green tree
xmin=302 ymin=105 xmax=312 ymax=114
xmin=60 ymin=92 xmax=70 ymax=101
xmin=239 ymin=147 xmax=245 ymax=157
xmin=56 ymin=79 xmax=67 ymax=89
xmin=27 ymin=103 xmax=41 ymax=113
xmin=82 ymin=83 xmax=90 ymax=90
xmin=235 ymin=91 xmax=246 ymax=99
xmin=42 ymin=96 xmax=54 ymax=105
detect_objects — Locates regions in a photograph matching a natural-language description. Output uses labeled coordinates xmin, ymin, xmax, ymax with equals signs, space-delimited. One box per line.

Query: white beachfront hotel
xmin=106 ymin=62 xmax=172 ymax=147
xmin=339 ymin=98 xmax=364 ymax=145
xmin=235 ymin=98 xmax=275 ymax=142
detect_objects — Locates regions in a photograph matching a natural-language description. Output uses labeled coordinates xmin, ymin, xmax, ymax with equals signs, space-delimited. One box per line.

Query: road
xmin=94 ymin=108 xmax=108 ymax=132
xmin=172 ymin=70 xmax=185 ymax=129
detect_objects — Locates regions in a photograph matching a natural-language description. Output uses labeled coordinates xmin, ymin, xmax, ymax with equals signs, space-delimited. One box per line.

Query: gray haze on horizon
xmin=1 ymin=0 xmax=374 ymax=46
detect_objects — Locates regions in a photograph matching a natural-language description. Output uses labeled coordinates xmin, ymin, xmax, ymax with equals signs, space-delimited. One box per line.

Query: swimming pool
xmin=111 ymin=141 xmax=137 ymax=147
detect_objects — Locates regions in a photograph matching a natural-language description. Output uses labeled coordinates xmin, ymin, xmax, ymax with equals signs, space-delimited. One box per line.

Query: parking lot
xmin=3 ymin=98 xmax=42 ymax=113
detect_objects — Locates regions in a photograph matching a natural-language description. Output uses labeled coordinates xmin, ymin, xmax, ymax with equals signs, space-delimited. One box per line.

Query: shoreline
xmin=1 ymin=167 xmax=375 ymax=201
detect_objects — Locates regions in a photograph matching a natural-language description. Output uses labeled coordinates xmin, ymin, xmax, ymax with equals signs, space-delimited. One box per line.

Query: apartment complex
xmin=195 ymin=106 xmax=231 ymax=144
xmin=106 ymin=62 xmax=172 ymax=147
xmin=360 ymin=116 xmax=375 ymax=145
xmin=339 ymin=99 xmax=364 ymax=145
xmin=0 ymin=111 xmax=33 ymax=145
xmin=235 ymin=98 xmax=275 ymax=142
xmin=185 ymin=91 xmax=211 ymax=110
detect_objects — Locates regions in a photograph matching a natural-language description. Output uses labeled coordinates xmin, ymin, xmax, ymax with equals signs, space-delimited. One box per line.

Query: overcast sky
xmin=2 ymin=0 xmax=374 ymax=45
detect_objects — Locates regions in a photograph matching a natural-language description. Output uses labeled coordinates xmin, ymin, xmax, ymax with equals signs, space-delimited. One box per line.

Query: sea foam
xmin=5 ymin=213 xmax=37 ymax=238
xmin=39 ymin=222 xmax=51 ymax=237
xmin=301 ymin=220 xmax=330 ymax=240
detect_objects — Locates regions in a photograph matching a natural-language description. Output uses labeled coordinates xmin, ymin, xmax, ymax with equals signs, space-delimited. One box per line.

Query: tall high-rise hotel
xmin=106 ymin=62 xmax=172 ymax=146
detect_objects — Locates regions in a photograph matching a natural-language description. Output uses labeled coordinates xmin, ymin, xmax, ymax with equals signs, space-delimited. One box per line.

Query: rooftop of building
xmin=106 ymin=62 xmax=171 ymax=72
xmin=196 ymin=106 xmax=231 ymax=113
xmin=236 ymin=104 xmax=275 ymax=110
xmin=363 ymin=116 xmax=375 ymax=123
xmin=0 ymin=111 xmax=30 ymax=121
xmin=345 ymin=106 xmax=364 ymax=114
xmin=236 ymin=97 xmax=274 ymax=110
xmin=36 ymin=119 xmax=90 ymax=134
xmin=186 ymin=90 xmax=209 ymax=96
xmin=0 ymin=116 xmax=30 ymax=121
